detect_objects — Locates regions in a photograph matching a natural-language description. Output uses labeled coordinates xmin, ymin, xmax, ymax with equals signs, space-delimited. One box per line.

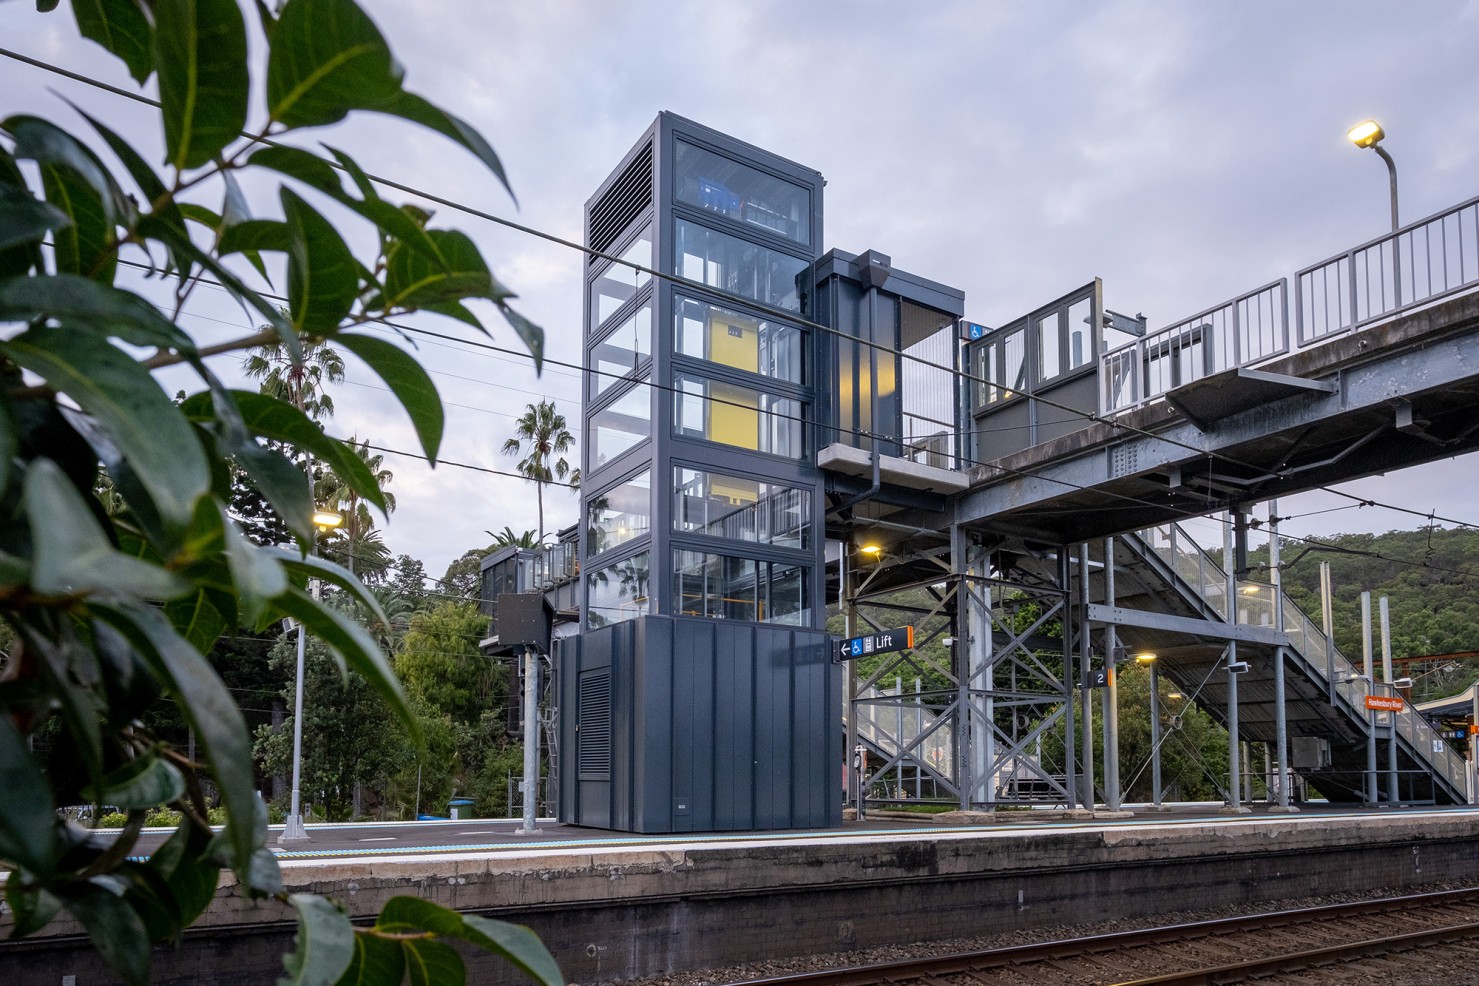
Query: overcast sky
xmin=6 ymin=0 xmax=1479 ymax=579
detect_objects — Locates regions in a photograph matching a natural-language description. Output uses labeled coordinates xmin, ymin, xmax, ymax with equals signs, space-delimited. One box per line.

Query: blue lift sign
xmin=836 ymin=626 xmax=915 ymax=662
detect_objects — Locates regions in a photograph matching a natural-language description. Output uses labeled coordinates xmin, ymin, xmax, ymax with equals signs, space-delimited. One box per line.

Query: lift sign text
xmin=836 ymin=626 xmax=915 ymax=662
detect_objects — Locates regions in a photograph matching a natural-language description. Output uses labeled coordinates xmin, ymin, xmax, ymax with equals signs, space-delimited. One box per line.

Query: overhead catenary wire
xmin=8 ymin=46 xmax=1479 ymax=550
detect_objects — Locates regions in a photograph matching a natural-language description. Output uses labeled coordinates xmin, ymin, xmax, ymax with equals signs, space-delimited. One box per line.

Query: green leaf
xmin=335 ymin=931 xmax=405 ymax=986
xmin=61 ymin=879 xmax=151 ymax=986
xmin=253 ymin=144 xmax=447 ymax=270
xmin=72 ymin=0 xmax=155 ymax=84
xmin=249 ymin=144 xmax=346 ymax=195
xmin=222 ymin=516 xmax=289 ymax=625
xmin=149 ymin=820 xmax=221 ymax=930
xmin=498 ymin=304 xmax=545 ymax=374
xmin=384 ymin=229 xmax=509 ymax=309
xmin=2 ymin=328 xmax=210 ymax=530
xmin=37 ymin=0 xmax=62 ymax=11
xmin=0 ymin=274 xmax=195 ymax=352
xmin=25 ymin=458 xmax=191 ymax=601
xmin=164 ymin=585 xmax=234 ymax=652
xmin=0 ymin=184 xmax=70 ymax=250
xmin=5 ymin=880 xmax=63 ymax=939
xmin=143 ymin=215 xmax=301 ymax=358
xmin=233 ymin=441 xmax=314 ymax=543
xmin=229 ymin=390 xmax=387 ymax=513
xmin=422 ymin=300 xmax=483 ymax=332
xmin=154 ymin=0 xmax=249 ymax=170
xmin=0 ymin=714 xmax=59 ymax=877
xmin=281 ymin=893 xmax=356 ymax=986
xmin=272 ymin=547 xmax=386 ymax=624
xmin=273 ymin=584 xmax=414 ymax=737
xmin=402 ymin=938 xmax=464 ymax=986
xmin=282 ymin=188 xmax=358 ymax=334
xmin=84 ymin=749 xmax=186 ymax=809
xmin=369 ymin=90 xmax=513 ymax=201
xmin=461 ymin=915 xmax=564 ymax=986
xmin=177 ymin=202 xmax=223 ymax=229
xmin=220 ymin=218 xmax=293 ymax=256
xmin=335 ymin=333 xmax=443 ymax=462
xmin=375 ymin=898 xmax=561 ymax=986
xmin=93 ymin=602 xmax=258 ymax=875
xmin=2 ymin=115 xmax=126 ymax=223
xmin=41 ymin=154 xmax=117 ymax=283
xmin=265 ymin=0 xmax=402 ymax=129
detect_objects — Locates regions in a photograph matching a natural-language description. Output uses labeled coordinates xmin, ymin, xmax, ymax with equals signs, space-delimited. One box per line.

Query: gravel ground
xmin=584 ymin=880 xmax=1478 ymax=986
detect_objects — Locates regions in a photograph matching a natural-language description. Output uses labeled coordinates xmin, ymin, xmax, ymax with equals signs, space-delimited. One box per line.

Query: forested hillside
xmin=1276 ymin=526 xmax=1479 ymax=699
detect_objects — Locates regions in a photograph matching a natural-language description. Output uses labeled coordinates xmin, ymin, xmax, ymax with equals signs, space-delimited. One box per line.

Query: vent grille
xmin=588 ymin=141 xmax=652 ymax=260
xmin=578 ymin=671 xmax=612 ymax=777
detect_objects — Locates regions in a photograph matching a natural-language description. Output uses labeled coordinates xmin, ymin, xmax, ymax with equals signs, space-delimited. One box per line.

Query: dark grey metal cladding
xmin=558 ymin=615 xmax=839 ymax=832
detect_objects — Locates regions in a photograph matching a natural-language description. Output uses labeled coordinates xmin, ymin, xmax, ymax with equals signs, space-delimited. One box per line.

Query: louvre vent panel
xmin=578 ymin=671 xmax=612 ymax=776
xmin=588 ymin=141 xmax=652 ymax=260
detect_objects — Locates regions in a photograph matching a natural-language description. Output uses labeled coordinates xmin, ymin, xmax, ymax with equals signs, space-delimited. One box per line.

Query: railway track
xmin=725 ymin=887 xmax=1479 ymax=985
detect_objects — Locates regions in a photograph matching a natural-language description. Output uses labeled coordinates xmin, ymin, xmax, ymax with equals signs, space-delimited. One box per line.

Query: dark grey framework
xmin=563 ymin=113 xmax=838 ymax=832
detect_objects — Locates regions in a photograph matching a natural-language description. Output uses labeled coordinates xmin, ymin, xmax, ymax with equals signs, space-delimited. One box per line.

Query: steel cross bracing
xmin=844 ymin=540 xmax=1080 ymax=810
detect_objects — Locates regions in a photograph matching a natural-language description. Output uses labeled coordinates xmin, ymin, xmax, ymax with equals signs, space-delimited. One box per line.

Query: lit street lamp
xmin=280 ymin=508 xmax=343 ymax=844
xmin=1347 ymin=119 xmax=1400 ymax=233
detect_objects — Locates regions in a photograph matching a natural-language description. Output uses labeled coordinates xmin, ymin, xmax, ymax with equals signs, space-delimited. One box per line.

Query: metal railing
xmin=1128 ymin=524 xmax=1469 ymax=799
xmin=1298 ymin=195 xmax=1479 ymax=345
xmin=1102 ymin=194 xmax=1479 ymax=415
xmin=1102 ymin=280 xmax=1288 ymax=413
xmin=850 ymin=683 xmax=954 ymax=782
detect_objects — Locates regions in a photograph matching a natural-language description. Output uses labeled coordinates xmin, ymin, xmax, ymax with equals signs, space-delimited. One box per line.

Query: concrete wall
xmin=10 ymin=814 xmax=1479 ymax=984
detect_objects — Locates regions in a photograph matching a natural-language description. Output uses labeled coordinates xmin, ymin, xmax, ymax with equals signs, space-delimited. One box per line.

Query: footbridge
xmin=835 ymin=194 xmax=1479 ymax=812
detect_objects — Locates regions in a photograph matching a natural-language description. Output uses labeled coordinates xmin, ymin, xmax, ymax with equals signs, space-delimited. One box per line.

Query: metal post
xmin=1362 ymin=591 xmax=1378 ymax=805
xmin=842 ymin=545 xmax=860 ymax=814
xmin=1471 ymin=687 xmax=1479 ymax=806
xmin=520 ymin=646 xmax=540 ymax=834
xmin=1103 ymin=538 xmax=1121 ymax=812
xmin=950 ymin=526 xmax=971 ymax=810
xmin=280 ymin=612 xmax=311 ymax=843
xmin=1269 ymin=503 xmax=1296 ymax=812
xmin=1079 ymin=545 xmax=1095 ymax=810
xmin=1380 ymin=596 xmax=1399 ymax=806
xmin=1149 ymin=661 xmax=1164 ymax=809
xmin=1320 ymin=561 xmax=1335 ymax=703
xmin=1224 ymin=514 xmax=1249 ymax=814
xmin=1060 ymin=547 xmax=1076 ymax=809
xmin=1373 ymin=145 xmax=1400 ymax=234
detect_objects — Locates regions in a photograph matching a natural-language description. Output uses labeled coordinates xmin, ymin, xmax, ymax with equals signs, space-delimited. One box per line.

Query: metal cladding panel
xmin=569 ymin=615 xmax=839 ymax=833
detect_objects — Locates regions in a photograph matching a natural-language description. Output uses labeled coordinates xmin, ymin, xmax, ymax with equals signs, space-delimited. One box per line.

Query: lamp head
xmin=1347 ymin=119 xmax=1385 ymax=149
xmin=312 ymin=509 xmax=344 ymax=530
xmin=858 ymin=543 xmax=883 ymax=558
xmin=1134 ymin=651 xmax=1157 ymax=664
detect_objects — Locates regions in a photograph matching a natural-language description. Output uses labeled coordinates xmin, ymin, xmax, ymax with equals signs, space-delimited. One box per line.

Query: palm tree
xmin=500 ymin=399 xmax=575 ymax=546
xmin=242 ymin=332 xmax=345 ymax=423
xmin=318 ymin=438 xmax=396 ymax=576
xmin=486 ymin=526 xmax=539 ymax=549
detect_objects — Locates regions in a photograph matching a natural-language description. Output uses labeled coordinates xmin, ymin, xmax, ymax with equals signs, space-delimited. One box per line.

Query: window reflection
xmin=674 ymin=140 xmax=811 ymax=246
xmin=675 ymin=295 xmax=804 ymax=385
xmin=673 ymin=372 xmax=804 ymax=457
xmin=590 ymin=227 xmax=653 ymax=328
xmin=674 ymin=219 xmax=807 ymax=312
xmin=587 ymin=469 xmax=651 ymax=557
xmin=589 ymin=302 xmax=651 ymax=397
xmin=590 ymin=381 xmax=650 ymax=469
xmin=586 ymin=551 xmax=651 ymax=629
xmin=672 ymin=549 xmax=808 ymax=625
xmin=673 ymin=466 xmax=809 ymax=548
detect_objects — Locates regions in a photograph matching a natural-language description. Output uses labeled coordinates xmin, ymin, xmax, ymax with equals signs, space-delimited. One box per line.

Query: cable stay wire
xmin=9 ymin=46 xmax=1479 ymax=557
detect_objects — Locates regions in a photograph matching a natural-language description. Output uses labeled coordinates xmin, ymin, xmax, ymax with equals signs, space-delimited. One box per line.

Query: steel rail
xmin=723 ymin=886 xmax=1479 ymax=986
xmin=1116 ymin=919 xmax=1479 ymax=984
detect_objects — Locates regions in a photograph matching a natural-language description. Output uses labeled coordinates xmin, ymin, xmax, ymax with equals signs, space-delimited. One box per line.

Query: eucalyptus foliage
xmin=0 ymin=0 xmax=560 ymax=983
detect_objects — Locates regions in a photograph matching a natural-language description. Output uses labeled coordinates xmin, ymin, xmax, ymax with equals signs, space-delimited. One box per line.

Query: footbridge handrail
xmin=1127 ymin=524 xmax=1469 ymax=798
xmin=1102 ymin=193 xmax=1479 ymax=415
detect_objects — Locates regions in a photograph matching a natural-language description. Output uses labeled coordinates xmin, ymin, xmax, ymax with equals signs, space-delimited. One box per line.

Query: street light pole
xmin=1347 ymin=119 xmax=1400 ymax=233
xmin=279 ymin=506 xmax=342 ymax=844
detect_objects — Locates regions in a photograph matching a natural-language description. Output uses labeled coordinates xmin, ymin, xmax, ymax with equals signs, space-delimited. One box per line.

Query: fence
xmin=1103 ymin=194 xmax=1479 ymax=415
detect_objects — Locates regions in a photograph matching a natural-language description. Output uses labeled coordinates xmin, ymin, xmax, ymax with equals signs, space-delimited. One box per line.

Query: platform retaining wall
xmin=6 ymin=814 xmax=1479 ymax=984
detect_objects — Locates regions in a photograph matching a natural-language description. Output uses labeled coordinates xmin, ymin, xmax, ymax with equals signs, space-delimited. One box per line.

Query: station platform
xmin=10 ymin=804 xmax=1479 ymax=985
